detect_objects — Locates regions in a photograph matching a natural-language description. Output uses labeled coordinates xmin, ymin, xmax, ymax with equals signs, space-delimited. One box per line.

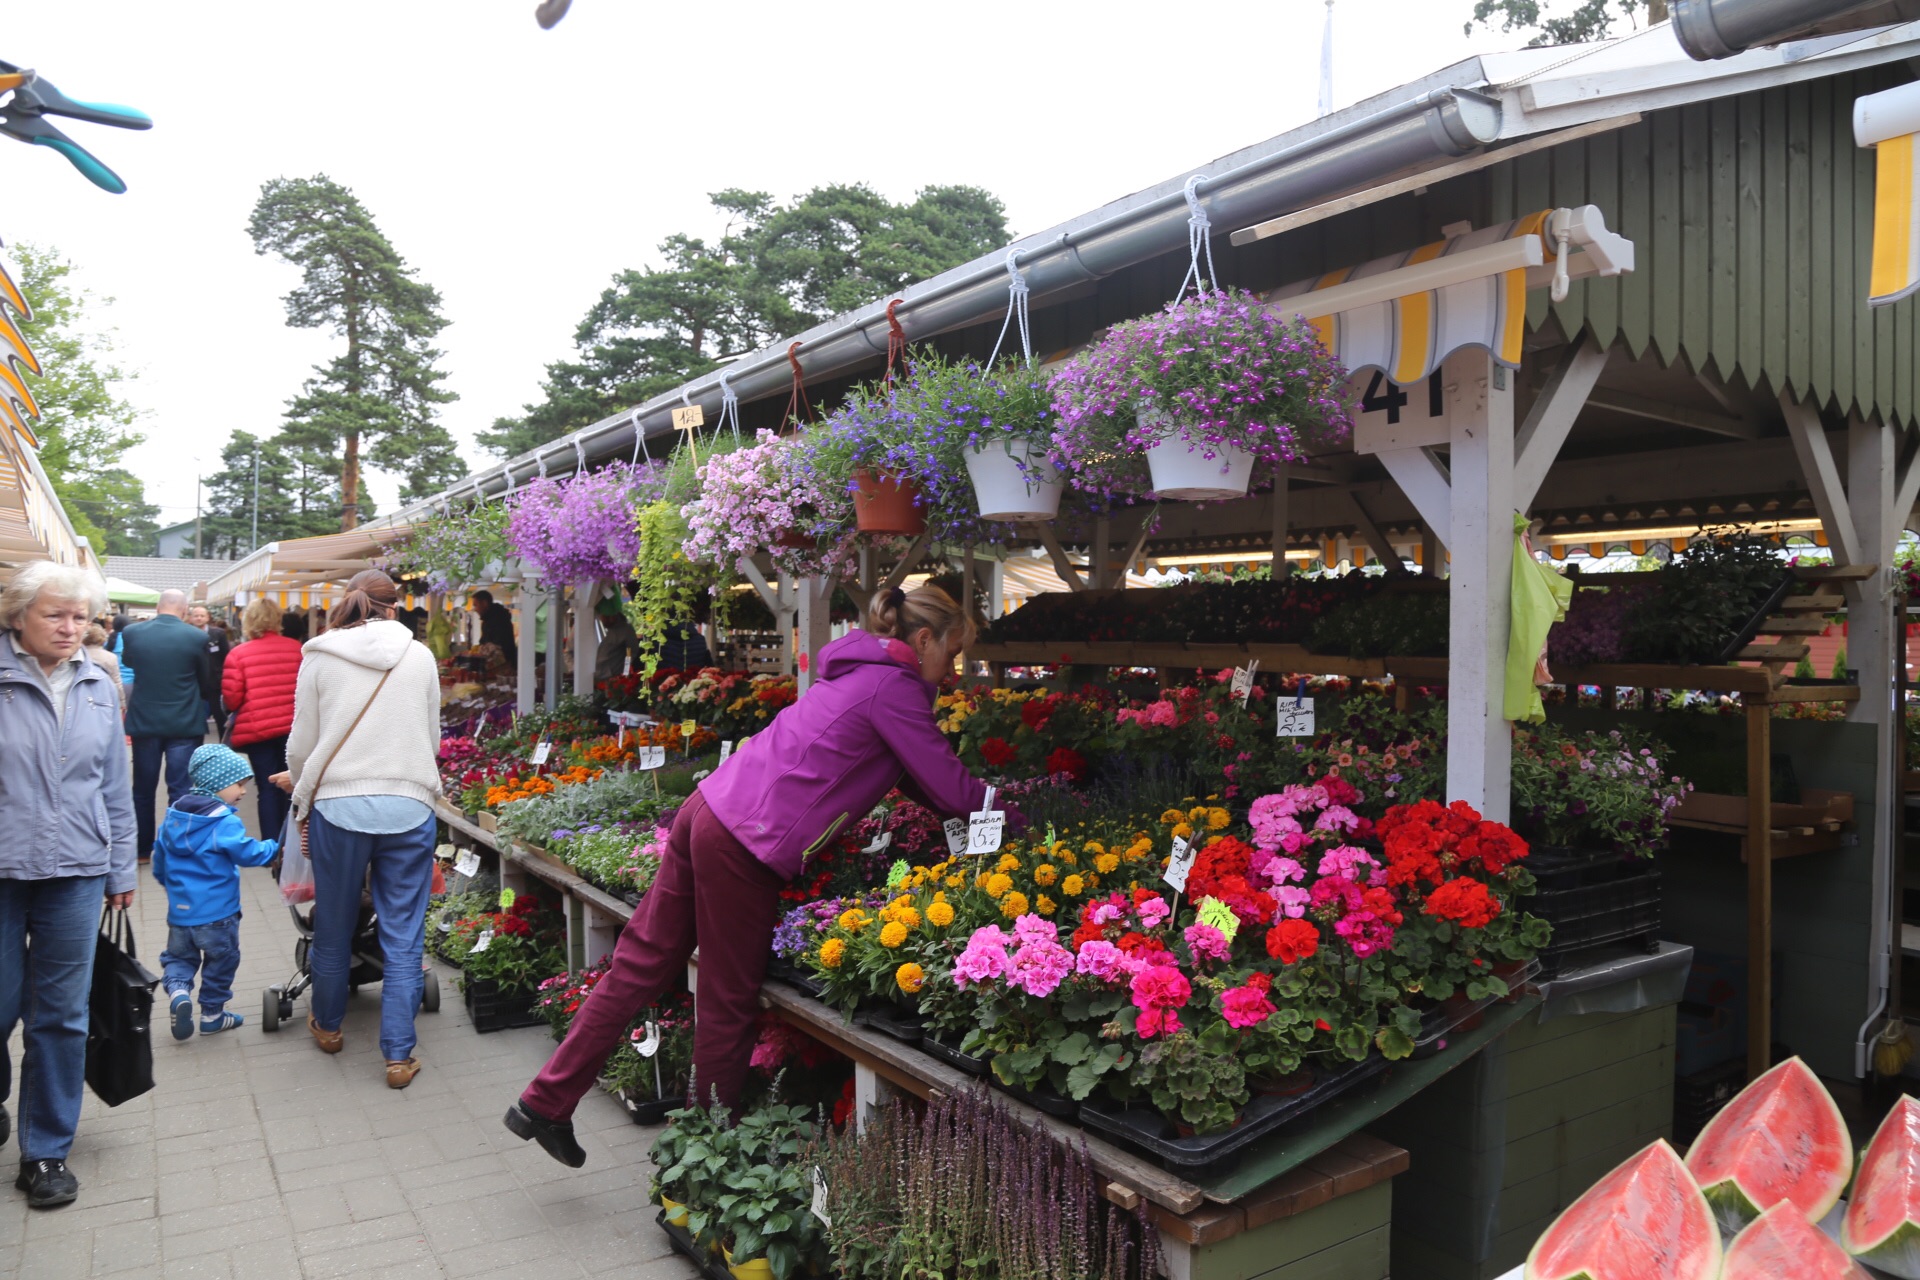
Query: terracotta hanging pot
xmin=773 ymin=529 xmax=814 ymax=550
xmin=852 ymin=469 xmax=927 ymax=536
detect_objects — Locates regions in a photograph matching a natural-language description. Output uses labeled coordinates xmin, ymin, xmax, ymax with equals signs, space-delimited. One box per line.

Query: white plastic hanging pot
xmin=964 ymin=435 xmax=1065 ymax=522
xmin=1139 ymin=408 xmax=1255 ymax=501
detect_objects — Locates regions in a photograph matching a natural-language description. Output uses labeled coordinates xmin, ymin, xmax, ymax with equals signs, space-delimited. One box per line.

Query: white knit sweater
xmin=286 ymin=620 xmax=442 ymax=820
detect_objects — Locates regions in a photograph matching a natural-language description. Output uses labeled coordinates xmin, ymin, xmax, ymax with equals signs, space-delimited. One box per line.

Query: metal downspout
xmin=1672 ymin=0 xmax=1887 ymax=58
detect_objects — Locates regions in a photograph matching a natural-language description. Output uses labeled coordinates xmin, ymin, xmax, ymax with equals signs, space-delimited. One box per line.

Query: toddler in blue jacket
xmin=152 ymin=745 xmax=279 ymax=1039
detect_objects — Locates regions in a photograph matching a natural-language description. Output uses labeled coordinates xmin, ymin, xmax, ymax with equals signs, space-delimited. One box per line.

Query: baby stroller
xmin=260 ymin=888 xmax=441 ymax=1031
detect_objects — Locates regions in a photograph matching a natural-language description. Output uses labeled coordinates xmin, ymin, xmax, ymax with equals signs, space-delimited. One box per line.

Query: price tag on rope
xmin=811 ymin=1166 xmax=831 ymax=1226
xmin=943 ymin=817 xmax=969 ymax=856
xmin=967 ymin=785 xmax=1005 ymax=856
xmin=530 ymin=741 xmax=552 ymax=766
xmin=454 ymin=849 xmax=481 ymax=880
xmin=1275 ymin=684 xmax=1316 ymax=738
xmin=1163 ymin=835 xmax=1196 ymax=893
xmin=635 ymin=1020 xmax=662 ymax=1058
xmin=470 ymin=929 xmax=494 ymax=954
xmin=637 ymin=745 xmax=667 ymax=770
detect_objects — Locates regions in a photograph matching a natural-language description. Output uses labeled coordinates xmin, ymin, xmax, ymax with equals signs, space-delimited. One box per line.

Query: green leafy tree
xmin=10 ymin=241 xmax=158 ymax=554
xmin=481 ymin=183 xmax=1008 ymax=457
xmin=194 ymin=429 xmax=371 ymax=559
xmin=1467 ymin=0 xmax=1666 ymax=44
xmin=248 ymin=175 xmax=462 ymax=526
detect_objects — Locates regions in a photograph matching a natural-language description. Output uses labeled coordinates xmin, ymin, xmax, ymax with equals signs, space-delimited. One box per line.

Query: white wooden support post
xmin=543 ymin=583 xmax=564 ymax=710
xmin=777 ymin=572 xmax=797 ymax=676
xmin=1444 ymin=348 xmax=1516 ymax=820
xmin=850 ymin=1063 xmax=897 ymax=1135
xmin=515 ymin=583 xmax=538 ymax=716
xmin=990 ymin=558 xmax=1006 ymax=618
xmin=796 ymin=574 xmax=835 ymax=693
xmin=571 ymin=581 xmax=597 ymax=699
xmin=1272 ymin=465 xmax=1291 ymax=577
xmin=962 ymin=544 xmax=977 ymax=619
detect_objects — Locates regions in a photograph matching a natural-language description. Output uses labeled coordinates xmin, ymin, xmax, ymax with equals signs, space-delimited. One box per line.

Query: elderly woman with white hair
xmin=0 ymin=561 xmax=137 ymax=1210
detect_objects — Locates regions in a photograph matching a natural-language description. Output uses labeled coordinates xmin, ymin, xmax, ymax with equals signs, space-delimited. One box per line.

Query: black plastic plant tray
xmin=1411 ymin=958 xmax=1542 ymax=1058
xmin=1527 ymin=847 xmax=1645 ymax=893
xmin=990 ymin=1077 xmax=1080 ymax=1118
xmin=919 ymin=1034 xmax=989 ymax=1077
xmin=464 ymin=980 xmax=543 ymax=1033
xmin=860 ymin=1005 xmax=927 ymax=1046
xmin=656 ymin=1212 xmax=733 ymax=1280
xmin=764 ymin=959 xmax=828 ymax=999
xmin=1534 ymin=871 xmax=1662 ymax=976
xmin=1078 ymin=1054 xmax=1392 ymax=1177
xmin=620 ymin=1090 xmax=678 ymax=1125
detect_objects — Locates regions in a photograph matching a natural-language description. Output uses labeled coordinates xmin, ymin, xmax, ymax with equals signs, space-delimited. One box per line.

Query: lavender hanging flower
xmin=506 ymin=461 xmax=652 ymax=583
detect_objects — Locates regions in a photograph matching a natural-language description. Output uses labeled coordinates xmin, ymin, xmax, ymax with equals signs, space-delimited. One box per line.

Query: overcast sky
xmin=6 ymin=1 xmax=1528 ymax=533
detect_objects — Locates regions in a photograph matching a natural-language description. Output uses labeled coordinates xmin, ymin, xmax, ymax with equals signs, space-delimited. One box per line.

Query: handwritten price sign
xmin=1274 ymin=697 xmax=1317 ymax=738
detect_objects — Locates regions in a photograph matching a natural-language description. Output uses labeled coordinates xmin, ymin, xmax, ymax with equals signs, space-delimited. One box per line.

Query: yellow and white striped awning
xmin=0 ymin=242 xmax=41 ymax=462
xmin=1267 ymin=211 xmax=1554 ymax=384
xmin=1857 ymin=81 xmax=1920 ymax=307
xmin=202 ymin=523 xmax=422 ymax=606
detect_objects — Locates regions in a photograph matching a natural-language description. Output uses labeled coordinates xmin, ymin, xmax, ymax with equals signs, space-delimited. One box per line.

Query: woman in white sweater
xmin=275 ymin=570 xmax=441 ymax=1088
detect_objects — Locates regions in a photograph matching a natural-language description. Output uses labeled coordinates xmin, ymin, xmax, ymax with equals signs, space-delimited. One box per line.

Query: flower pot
xmin=660 ymin=1195 xmax=690 ymax=1229
xmin=964 ymin=435 xmax=1064 ymax=522
xmin=851 ymin=469 xmax=927 ymax=536
xmin=1140 ymin=409 xmax=1255 ymax=501
xmin=773 ymin=528 xmax=814 ymax=550
xmin=726 ymin=1251 xmax=774 ymax=1280
xmin=1249 ymin=1069 xmax=1316 ymax=1098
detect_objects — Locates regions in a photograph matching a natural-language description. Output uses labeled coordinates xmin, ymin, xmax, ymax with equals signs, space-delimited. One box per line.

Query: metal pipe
xmin=1672 ymin=0 xmax=1880 ymax=59
xmin=382 ymin=85 xmax=1500 ymax=525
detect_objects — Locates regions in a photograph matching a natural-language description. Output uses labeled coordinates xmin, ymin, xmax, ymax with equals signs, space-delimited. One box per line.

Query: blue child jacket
xmin=151 ymin=794 xmax=279 ymax=927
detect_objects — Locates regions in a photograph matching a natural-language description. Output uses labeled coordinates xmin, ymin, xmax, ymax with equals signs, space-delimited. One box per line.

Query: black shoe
xmin=15 ymin=1159 xmax=78 ymax=1208
xmin=503 ymin=1101 xmax=585 ymax=1168
xmin=0 ymin=1104 xmax=9 ymax=1149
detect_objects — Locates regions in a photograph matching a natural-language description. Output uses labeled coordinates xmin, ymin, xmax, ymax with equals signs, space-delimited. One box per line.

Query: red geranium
xmin=1045 ymin=747 xmax=1088 ymax=781
xmin=1423 ymin=877 xmax=1501 ymax=929
xmin=1265 ymin=919 xmax=1320 ymax=964
xmin=980 ymin=736 xmax=1017 ymax=768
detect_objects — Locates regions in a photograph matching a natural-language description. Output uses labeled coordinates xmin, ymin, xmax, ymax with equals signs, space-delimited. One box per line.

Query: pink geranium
xmin=953 ymin=925 xmax=1013 ymax=987
xmin=1183 ymin=923 xmax=1231 ymax=963
xmin=1130 ymin=964 xmax=1191 ymax=1039
xmin=1135 ymin=897 xmax=1170 ymax=931
xmin=1009 ymin=937 xmax=1075 ymax=998
xmin=1012 ymin=914 xmax=1058 ymax=948
xmin=1220 ymin=985 xmax=1276 ymax=1029
xmin=1074 ymin=940 xmax=1125 ymax=982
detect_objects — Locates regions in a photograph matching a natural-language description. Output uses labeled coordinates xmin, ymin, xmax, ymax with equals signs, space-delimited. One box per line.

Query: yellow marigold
xmin=996 ymin=853 xmax=1021 ymax=874
xmin=1000 ymin=892 xmax=1030 ymax=919
xmin=1128 ymin=839 xmax=1153 ymax=860
xmin=1206 ymin=808 xmax=1231 ymax=830
xmin=895 ymin=963 xmax=925 ymax=994
xmin=1051 ymin=841 xmax=1071 ymax=858
xmin=1056 ymin=849 xmax=1077 ymax=866
xmin=838 ymin=909 xmax=871 ymax=932
xmin=927 ymin=901 xmax=956 ymax=928
xmin=1095 ymin=853 xmax=1120 ymax=875
xmin=1032 ymin=864 xmax=1058 ymax=887
xmin=984 ymin=873 xmax=1013 ymax=900
xmin=1036 ymin=895 xmax=1057 ymax=916
xmin=1061 ymin=874 xmax=1085 ymax=896
xmin=1172 ymin=822 xmax=1194 ymax=841
xmin=894 ymin=908 xmax=921 ymax=930
xmin=946 ymin=874 xmax=966 ymax=889
xmin=819 ymin=939 xmax=847 ymax=969
xmin=1159 ymin=808 xmax=1185 ymax=826
xmin=1083 ymin=873 xmax=1100 ymax=890
xmin=879 ymin=921 xmax=909 ymax=948
xmin=1188 ymin=805 xmax=1210 ymax=823
xmin=1083 ymin=841 xmax=1105 ymax=855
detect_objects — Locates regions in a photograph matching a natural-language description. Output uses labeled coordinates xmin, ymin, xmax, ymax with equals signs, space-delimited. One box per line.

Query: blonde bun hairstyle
xmin=866 ymin=584 xmax=974 ymax=649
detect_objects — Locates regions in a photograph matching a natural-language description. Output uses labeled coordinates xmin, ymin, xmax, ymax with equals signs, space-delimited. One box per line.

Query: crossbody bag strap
xmin=305 ymin=665 xmax=394 ymax=811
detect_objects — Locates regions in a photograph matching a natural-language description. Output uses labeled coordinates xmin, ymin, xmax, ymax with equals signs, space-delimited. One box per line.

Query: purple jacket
xmin=699 ymin=629 xmax=988 ymax=879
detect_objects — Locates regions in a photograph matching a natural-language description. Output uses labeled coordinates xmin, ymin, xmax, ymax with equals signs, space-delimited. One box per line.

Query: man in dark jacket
xmin=121 ymin=590 xmax=216 ymax=859
xmin=187 ymin=605 xmax=231 ymax=736
xmin=468 ymin=590 xmax=517 ymax=664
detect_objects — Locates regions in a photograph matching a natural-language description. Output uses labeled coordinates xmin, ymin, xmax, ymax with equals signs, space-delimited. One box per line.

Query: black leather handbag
xmin=84 ymin=907 xmax=159 ymax=1107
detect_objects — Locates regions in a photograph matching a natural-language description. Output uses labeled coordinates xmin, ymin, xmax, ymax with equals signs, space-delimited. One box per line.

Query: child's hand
xmin=268 ymin=772 xmax=294 ymax=793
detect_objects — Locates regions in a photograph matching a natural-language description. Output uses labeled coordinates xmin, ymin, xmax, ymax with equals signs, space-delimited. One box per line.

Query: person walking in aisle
xmin=187 ymin=605 xmax=232 ymax=737
xmin=109 ymin=612 xmax=136 ymax=706
xmin=83 ymin=620 xmax=125 ymax=711
xmin=506 ymin=585 xmax=997 ymax=1166
xmin=466 ymin=589 xmax=516 ymax=664
xmin=120 ymin=590 xmax=217 ymax=861
xmin=0 ymin=563 xmax=137 ymax=1208
xmin=276 ymin=570 xmax=442 ymax=1088
xmin=221 ymin=598 xmax=303 ymax=840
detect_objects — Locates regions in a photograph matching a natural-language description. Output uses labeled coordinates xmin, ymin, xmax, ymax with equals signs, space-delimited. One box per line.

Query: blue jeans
xmin=161 ymin=913 xmax=241 ymax=1015
xmin=131 ymin=736 xmax=199 ymax=858
xmin=308 ymin=810 xmax=436 ymax=1061
xmin=242 ymin=738 xmax=291 ymax=841
xmin=0 ymin=876 xmax=105 ymax=1161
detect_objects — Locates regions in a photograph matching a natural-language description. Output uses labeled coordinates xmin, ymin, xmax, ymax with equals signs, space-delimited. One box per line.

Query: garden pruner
xmin=0 ymin=61 xmax=150 ymax=194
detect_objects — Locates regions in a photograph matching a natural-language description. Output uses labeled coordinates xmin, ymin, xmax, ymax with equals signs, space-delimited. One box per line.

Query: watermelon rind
xmin=1722 ymin=1201 xmax=1871 ymax=1278
xmin=1683 ymin=1055 xmax=1852 ymax=1237
xmin=1524 ymin=1139 xmax=1721 ymax=1280
xmin=1844 ymin=1096 xmax=1920 ymax=1279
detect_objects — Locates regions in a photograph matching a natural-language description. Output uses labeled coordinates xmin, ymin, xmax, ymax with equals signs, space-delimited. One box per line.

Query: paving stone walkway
xmin=0 ymin=781 xmax=701 ymax=1280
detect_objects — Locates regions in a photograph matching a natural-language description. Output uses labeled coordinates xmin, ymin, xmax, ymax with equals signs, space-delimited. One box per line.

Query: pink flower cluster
xmin=954 ymin=917 xmax=1075 ymax=999
xmin=1183 ymin=923 xmax=1231 ymax=964
xmin=681 ymin=430 xmax=855 ymax=578
xmin=1130 ymin=965 xmax=1191 ymax=1039
xmin=1219 ymin=983 xmax=1276 ymax=1029
xmin=1115 ymin=699 xmax=1180 ymax=729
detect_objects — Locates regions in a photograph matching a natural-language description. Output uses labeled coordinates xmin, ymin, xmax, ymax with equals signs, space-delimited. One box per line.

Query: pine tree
xmin=9 ymin=241 xmax=158 ymax=554
xmin=248 ymin=175 xmax=462 ymax=526
xmin=194 ymin=429 xmax=369 ymax=559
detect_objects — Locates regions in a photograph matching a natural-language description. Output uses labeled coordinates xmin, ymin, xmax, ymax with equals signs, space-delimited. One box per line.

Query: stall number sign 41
xmin=1275 ymin=697 xmax=1316 ymax=737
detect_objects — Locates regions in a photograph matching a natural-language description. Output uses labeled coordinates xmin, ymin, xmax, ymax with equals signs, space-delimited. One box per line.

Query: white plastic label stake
xmin=637 ymin=745 xmax=667 ymax=770
xmin=470 ymin=929 xmax=494 ymax=954
xmin=943 ymin=817 xmax=969 ymax=856
xmin=967 ymin=784 xmax=1004 ymax=856
xmin=623 ymin=654 xmax=632 ymax=678
xmin=1163 ymin=836 xmax=1196 ymax=893
xmin=719 ymin=740 xmax=733 ymax=764
xmin=454 ymin=849 xmax=481 ymax=880
xmin=861 ymin=829 xmax=893 ymax=856
xmin=811 ymin=1166 xmax=831 ymax=1226
xmin=530 ymin=741 xmax=552 ymax=766
xmin=1274 ymin=697 xmax=1316 ymax=737
xmin=1230 ymin=658 xmax=1259 ymax=708
xmin=635 ymin=1020 xmax=661 ymax=1057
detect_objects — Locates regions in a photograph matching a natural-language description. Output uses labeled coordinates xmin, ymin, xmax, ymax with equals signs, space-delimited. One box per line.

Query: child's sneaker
xmin=199 ymin=1011 xmax=243 ymax=1035
xmin=168 ymin=991 xmax=192 ymax=1042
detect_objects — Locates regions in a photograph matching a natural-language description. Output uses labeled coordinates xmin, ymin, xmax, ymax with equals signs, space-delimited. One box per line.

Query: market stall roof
xmin=378 ymin=15 xmax=1920 ymax=525
xmin=200 ymin=522 xmax=420 ymax=606
xmin=0 ymin=405 xmax=99 ymax=587
xmin=102 ymin=574 xmax=159 ymax=606
xmin=103 ymin=555 xmax=236 ymax=598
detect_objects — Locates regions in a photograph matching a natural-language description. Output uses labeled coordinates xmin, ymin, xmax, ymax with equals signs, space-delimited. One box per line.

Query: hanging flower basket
xmin=772 ymin=529 xmax=815 ymax=550
xmin=852 ymin=469 xmax=927 ymax=536
xmin=964 ymin=434 xmax=1064 ymax=522
xmin=1140 ymin=408 xmax=1256 ymax=501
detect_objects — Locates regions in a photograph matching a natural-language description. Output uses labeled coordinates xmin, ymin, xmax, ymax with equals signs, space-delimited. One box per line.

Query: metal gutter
xmin=1672 ymin=0 xmax=1891 ymax=58
xmin=377 ymin=80 xmax=1502 ymax=527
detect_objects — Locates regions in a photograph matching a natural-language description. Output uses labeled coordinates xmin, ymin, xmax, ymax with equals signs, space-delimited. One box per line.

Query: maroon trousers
xmin=521 ymin=789 xmax=784 ymax=1120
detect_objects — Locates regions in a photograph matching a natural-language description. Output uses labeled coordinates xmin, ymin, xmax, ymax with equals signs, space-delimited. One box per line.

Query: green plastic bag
xmin=425 ymin=608 xmax=452 ymax=662
xmin=1505 ymin=513 xmax=1572 ymax=724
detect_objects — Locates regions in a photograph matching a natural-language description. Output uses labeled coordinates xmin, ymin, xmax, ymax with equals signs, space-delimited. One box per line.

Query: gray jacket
xmin=0 ymin=633 xmax=139 ymax=894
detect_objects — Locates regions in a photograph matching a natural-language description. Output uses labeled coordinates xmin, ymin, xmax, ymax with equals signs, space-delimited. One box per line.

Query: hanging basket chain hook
xmin=718 ymin=367 xmax=741 ymax=443
xmin=1170 ymin=175 xmax=1219 ymax=309
xmin=785 ymin=342 xmax=810 ymax=429
xmin=884 ymin=299 xmax=909 ymax=383
xmin=986 ymin=249 xmax=1032 ymax=367
xmin=630 ymin=409 xmax=651 ymax=466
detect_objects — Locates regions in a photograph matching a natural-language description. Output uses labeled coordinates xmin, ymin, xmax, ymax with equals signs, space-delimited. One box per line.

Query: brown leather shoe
xmin=385 ymin=1058 xmax=421 ymax=1089
xmin=308 ymin=1016 xmax=343 ymax=1055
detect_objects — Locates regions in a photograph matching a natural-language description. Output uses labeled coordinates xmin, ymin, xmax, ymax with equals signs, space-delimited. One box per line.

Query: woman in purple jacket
xmin=504 ymin=585 xmax=992 ymax=1164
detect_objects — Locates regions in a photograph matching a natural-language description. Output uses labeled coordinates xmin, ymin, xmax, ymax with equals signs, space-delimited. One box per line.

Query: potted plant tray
xmin=858 ymin=1004 xmax=926 ymax=1046
xmin=618 ymin=1087 xmax=680 ymax=1126
xmin=988 ymin=1076 xmax=1080 ymax=1119
xmin=1412 ymin=957 xmax=1542 ymax=1057
xmin=919 ymin=1033 xmax=989 ymax=1077
xmin=463 ymin=978 xmax=545 ymax=1033
xmin=763 ymin=959 xmax=828 ymax=999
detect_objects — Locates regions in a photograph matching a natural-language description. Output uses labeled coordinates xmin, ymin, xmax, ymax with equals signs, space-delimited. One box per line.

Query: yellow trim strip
xmin=0 ymin=359 xmax=40 ymax=422
xmin=1872 ymin=133 xmax=1917 ymax=302
xmin=1392 ymin=240 xmax=1450 ymax=384
xmin=0 ymin=314 xmax=40 ymax=375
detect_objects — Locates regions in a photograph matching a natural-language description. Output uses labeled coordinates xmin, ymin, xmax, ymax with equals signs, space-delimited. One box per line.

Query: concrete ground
xmin=0 ymin=776 xmax=702 ymax=1280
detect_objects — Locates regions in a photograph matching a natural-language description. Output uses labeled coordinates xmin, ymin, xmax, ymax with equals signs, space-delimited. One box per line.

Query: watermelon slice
xmin=1845 ymin=1094 xmax=1920 ymax=1277
xmin=1683 ymin=1055 xmax=1852 ymax=1236
xmin=1723 ymin=1201 xmax=1872 ymax=1278
xmin=1525 ymin=1140 xmax=1721 ymax=1280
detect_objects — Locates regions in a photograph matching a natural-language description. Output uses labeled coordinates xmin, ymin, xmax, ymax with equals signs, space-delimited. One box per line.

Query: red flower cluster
xmin=1265 ymin=918 xmax=1320 ymax=964
xmin=1377 ymin=799 xmax=1529 ymax=885
xmin=1423 ymin=878 xmax=1501 ymax=930
xmin=1045 ymin=747 xmax=1088 ymax=781
xmin=1185 ymin=836 xmax=1279 ymax=927
xmin=1021 ymin=694 xmax=1061 ymax=731
xmin=980 ymin=736 xmax=1017 ymax=768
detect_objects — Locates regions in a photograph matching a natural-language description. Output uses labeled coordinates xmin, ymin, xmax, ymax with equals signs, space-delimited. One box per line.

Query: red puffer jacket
xmin=222 ymin=634 xmax=304 ymax=747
